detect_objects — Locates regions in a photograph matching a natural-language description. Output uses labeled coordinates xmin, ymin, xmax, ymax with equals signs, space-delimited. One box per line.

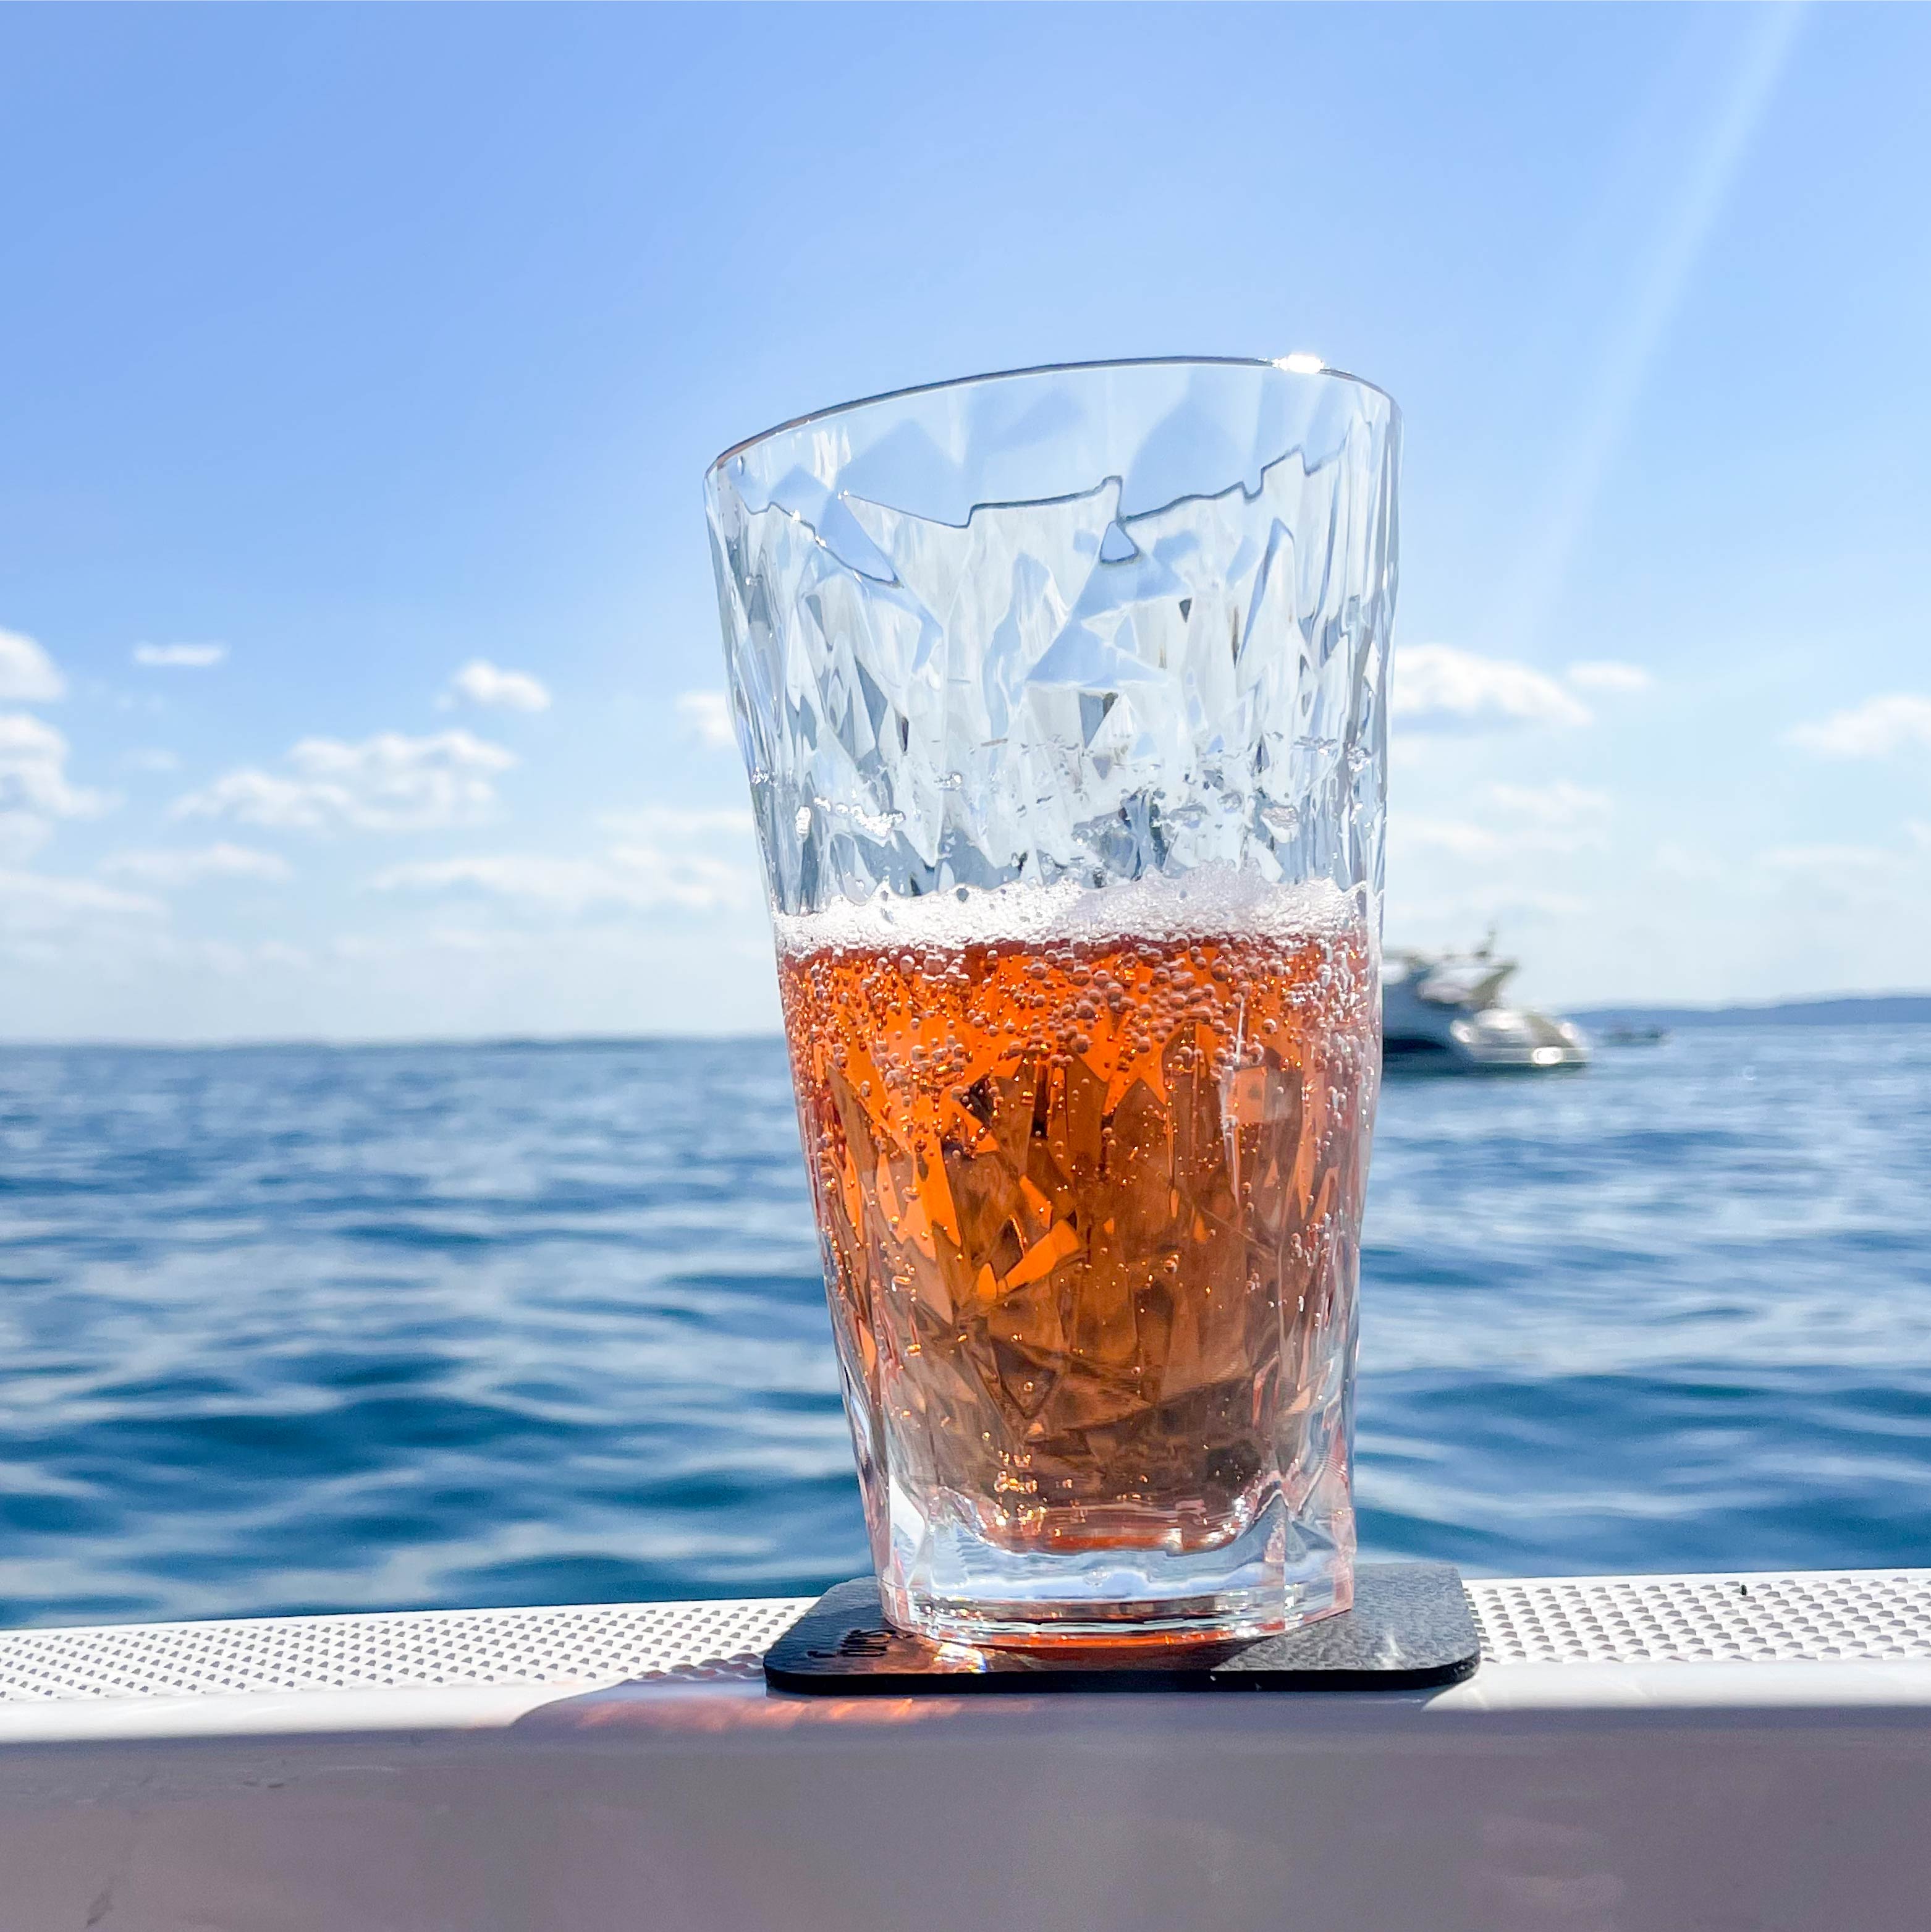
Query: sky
xmin=1 ymin=2 xmax=1927 ymax=1041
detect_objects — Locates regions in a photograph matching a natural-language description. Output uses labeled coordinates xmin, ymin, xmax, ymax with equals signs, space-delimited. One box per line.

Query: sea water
xmin=0 ymin=1027 xmax=1925 ymax=1625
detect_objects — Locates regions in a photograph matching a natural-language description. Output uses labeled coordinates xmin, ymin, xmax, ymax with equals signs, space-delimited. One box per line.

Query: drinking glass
xmin=706 ymin=357 xmax=1399 ymax=1646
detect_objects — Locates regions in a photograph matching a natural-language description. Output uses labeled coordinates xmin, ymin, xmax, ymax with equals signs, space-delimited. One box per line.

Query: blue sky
xmin=2 ymin=2 xmax=1927 ymax=1040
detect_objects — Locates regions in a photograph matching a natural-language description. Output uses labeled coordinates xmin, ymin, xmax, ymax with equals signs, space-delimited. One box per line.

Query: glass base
xmin=878 ymin=1488 xmax=1353 ymax=1649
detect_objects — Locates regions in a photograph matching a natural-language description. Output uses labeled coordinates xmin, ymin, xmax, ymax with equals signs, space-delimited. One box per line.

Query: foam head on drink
xmin=775 ymin=865 xmax=1379 ymax=1642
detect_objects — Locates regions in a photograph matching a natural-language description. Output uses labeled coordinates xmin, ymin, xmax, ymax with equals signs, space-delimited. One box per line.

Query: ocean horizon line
xmin=2 ymin=987 xmax=1930 ymax=1053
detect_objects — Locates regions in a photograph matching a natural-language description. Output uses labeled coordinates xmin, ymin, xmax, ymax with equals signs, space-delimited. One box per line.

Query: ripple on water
xmin=0 ymin=1028 xmax=1926 ymax=1624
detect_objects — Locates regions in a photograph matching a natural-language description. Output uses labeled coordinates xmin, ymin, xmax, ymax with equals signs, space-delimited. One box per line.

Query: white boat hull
xmin=1384 ymin=962 xmax=1591 ymax=1074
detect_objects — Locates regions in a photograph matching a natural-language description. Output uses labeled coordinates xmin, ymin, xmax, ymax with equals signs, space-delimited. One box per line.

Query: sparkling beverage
xmin=776 ymin=875 xmax=1379 ymax=1644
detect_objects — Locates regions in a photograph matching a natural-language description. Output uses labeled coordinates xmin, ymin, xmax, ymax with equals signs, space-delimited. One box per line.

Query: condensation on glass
xmin=708 ymin=358 xmax=1400 ymax=1646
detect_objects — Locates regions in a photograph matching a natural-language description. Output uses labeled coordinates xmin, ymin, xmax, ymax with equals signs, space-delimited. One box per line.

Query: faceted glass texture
xmin=708 ymin=359 xmax=1399 ymax=1646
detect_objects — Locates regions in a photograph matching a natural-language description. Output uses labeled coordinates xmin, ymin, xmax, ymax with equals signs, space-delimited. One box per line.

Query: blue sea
xmin=2 ymin=1029 xmax=1928 ymax=1627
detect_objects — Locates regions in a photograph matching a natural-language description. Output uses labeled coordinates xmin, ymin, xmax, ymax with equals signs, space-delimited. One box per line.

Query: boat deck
xmin=4 ymin=1567 xmax=1929 ymax=1724
xmin=2 ymin=1570 xmax=1927 ymax=1929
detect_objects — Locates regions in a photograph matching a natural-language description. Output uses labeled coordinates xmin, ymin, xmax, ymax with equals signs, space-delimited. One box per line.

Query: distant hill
xmin=1574 ymin=993 xmax=1931 ymax=1030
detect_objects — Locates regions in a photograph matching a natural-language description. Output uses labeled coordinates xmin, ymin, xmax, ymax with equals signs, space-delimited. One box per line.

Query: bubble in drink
xmin=775 ymin=873 xmax=1379 ymax=1640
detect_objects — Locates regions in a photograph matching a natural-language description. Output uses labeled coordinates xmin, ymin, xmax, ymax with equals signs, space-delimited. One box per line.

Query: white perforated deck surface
xmin=0 ymin=1599 xmax=811 ymax=1704
xmin=1476 ymin=1571 xmax=1931 ymax=1666
xmin=1 ymin=1572 xmax=1927 ymax=1704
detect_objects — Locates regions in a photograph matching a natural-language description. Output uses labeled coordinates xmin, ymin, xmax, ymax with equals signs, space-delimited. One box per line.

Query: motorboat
xmin=1383 ymin=937 xmax=1590 ymax=1072
xmin=1602 ymin=1023 xmax=1671 ymax=1046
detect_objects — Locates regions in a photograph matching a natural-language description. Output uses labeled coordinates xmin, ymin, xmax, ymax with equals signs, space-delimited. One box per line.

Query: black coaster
xmin=763 ymin=1561 xmax=1479 ymax=1694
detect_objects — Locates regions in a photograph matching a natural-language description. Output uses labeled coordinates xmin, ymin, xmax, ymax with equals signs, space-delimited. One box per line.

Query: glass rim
xmin=706 ymin=353 xmax=1399 ymax=478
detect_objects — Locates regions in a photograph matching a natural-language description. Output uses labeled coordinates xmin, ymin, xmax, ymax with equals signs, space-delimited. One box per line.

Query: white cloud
xmin=133 ymin=643 xmax=226 ymax=669
xmin=601 ymin=840 xmax=758 ymax=910
xmin=1751 ymin=841 xmax=1927 ymax=922
xmin=1759 ymin=844 xmax=1893 ymax=875
xmin=1392 ymin=817 xmax=1505 ymax=860
xmin=1392 ymin=644 xmax=1591 ymax=732
xmin=597 ymin=804 xmax=754 ymax=840
xmin=1484 ymin=781 xmax=1613 ymax=828
xmin=1566 ymin=660 xmax=1654 ymax=694
xmin=0 ymin=816 xmax=51 ymax=864
xmin=0 ymin=629 xmax=65 ymax=703
xmin=370 ymin=802 xmax=758 ymax=916
xmin=1653 ymin=842 xmax=1720 ymax=883
xmin=1910 ymin=821 xmax=1931 ymax=852
xmin=1391 ymin=784 xmax=1610 ymax=865
xmin=332 ymin=926 xmax=519 ymax=964
xmin=0 ymin=713 xmax=114 ymax=859
xmin=195 ymin=938 xmax=311 ymax=975
xmin=677 ymin=689 xmax=737 ymax=749
xmin=102 ymin=843 xmax=292 ymax=888
xmin=174 ymin=730 xmax=516 ymax=833
xmin=370 ymin=855 xmax=616 ymax=911
xmin=443 ymin=659 xmax=551 ymax=713
xmin=0 ymin=869 xmax=164 ymax=934
xmin=1789 ymin=693 xmax=1931 ymax=759
xmin=1390 ymin=888 xmax=1591 ymax=940
xmin=371 ymin=841 xmax=757 ymax=915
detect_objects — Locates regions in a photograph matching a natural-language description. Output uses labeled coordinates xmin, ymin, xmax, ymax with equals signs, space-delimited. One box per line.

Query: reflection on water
xmin=0 ymin=1030 xmax=1925 ymax=1624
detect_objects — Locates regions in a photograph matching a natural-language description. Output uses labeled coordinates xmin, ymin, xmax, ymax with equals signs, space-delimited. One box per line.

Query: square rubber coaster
xmin=763 ymin=1561 xmax=1479 ymax=1694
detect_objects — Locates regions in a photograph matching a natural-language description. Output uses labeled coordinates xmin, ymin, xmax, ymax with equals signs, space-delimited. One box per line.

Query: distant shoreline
xmin=1573 ymin=993 xmax=1931 ymax=1030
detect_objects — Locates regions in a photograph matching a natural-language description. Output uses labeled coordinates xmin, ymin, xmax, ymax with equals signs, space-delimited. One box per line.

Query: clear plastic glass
xmin=707 ymin=357 xmax=1399 ymax=1646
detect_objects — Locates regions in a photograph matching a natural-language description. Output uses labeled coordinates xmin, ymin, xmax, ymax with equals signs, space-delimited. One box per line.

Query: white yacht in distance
xmin=1382 ymin=936 xmax=1590 ymax=1073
